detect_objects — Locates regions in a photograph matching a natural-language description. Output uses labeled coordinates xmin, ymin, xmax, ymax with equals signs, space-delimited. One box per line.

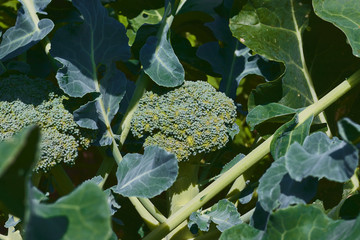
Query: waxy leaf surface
xmin=51 ymin=0 xmax=131 ymax=145
xmin=112 ymin=146 xmax=178 ymax=198
xmin=285 ymin=132 xmax=359 ymax=182
xmin=188 ymin=199 xmax=242 ymax=232
xmin=0 ymin=0 xmax=54 ymax=61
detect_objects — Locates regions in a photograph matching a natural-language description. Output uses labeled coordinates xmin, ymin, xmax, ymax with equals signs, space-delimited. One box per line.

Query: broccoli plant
xmin=1 ymin=0 xmax=360 ymax=240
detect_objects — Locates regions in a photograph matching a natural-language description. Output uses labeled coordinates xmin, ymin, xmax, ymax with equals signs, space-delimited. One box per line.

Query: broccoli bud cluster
xmin=0 ymin=75 xmax=93 ymax=172
xmin=131 ymin=81 xmax=237 ymax=161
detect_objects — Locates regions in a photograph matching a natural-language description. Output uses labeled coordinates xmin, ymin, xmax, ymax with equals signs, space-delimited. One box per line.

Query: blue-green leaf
xmin=139 ymin=2 xmax=184 ymax=87
xmin=338 ymin=118 xmax=360 ymax=144
xmin=188 ymin=199 xmax=242 ymax=232
xmin=313 ymin=0 xmax=360 ymax=58
xmin=26 ymin=182 xmax=113 ymax=240
xmin=112 ymin=146 xmax=178 ymax=198
xmin=51 ymin=0 xmax=131 ymax=145
xmin=0 ymin=0 xmax=54 ymax=61
xmin=285 ymin=132 xmax=359 ymax=182
xmin=270 ymin=115 xmax=313 ymax=160
xmin=257 ymin=157 xmax=317 ymax=212
xmin=0 ymin=126 xmax=40 ymax=219
xmin=220 ymin=205 xmax=360 ymax=240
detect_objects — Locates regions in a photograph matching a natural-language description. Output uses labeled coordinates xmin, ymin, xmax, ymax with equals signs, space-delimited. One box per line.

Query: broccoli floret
xmin=131 ymin=80 xmax=237 ymax=161
xmin=0 ymin=75 xmax=93 ymax=172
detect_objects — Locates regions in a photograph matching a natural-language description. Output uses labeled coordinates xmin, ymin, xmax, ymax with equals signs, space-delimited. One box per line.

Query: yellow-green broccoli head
xmin=131 ymin=80 xmax=237 ymax=161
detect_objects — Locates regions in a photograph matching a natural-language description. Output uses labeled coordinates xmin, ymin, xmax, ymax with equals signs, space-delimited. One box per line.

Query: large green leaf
xmin=139 ymin=0 xmax=184 ymax=87
xmin=25 ymin=182 xmax=112 ymax=240
xmin=188 ymin=199 xmax=242 ymax=232
xmin=246 ymin=103 xmax=299 ymax=131
xmin=270 ymin=114 xmax=313 ymax=160
xmin=50 ymin=0 xmax=132 ymax=145
xmin=257 ymin=157 xmax=317 ymax=212
xmin=0 ymin=126 xmax=40 ymax=219
xmin=285 ymin=132 xmax=359 ymax=182
xmin=230 ymin=0 xmax=318 ymax=109
xmin=112 ymin=146 xmax=178 ymax=198
xmin=0 ymin=0 xmax=54 ymax=61
xmin=220 ymin=205 xmax=360 ymax=240
xmin=313 ymin=0 xmax=360 ymax=58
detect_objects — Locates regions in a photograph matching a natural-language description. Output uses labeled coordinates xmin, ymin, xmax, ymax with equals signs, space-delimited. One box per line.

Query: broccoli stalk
xmin=131 ymin=80 xmax=237 ymax=238
xmin=0 ymin=74 xmax=93 ymax=173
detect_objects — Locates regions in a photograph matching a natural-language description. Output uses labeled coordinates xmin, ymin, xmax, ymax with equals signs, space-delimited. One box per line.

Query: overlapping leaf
xmin=0 ymin=126 xmax=40 ymax=219
xmin=112 ymin=146 xmax=178 ymax=198
xmin=270 ymin=114 xmax=313 ymax=160
xmin=188 ymin=199 xmax=242 ymax=232
xmin=139 ymin=0 xmax=184 ymax=87
xmin=26 ymin=182 xmax=113 ymax=240
xmin=196 ymin=2 xmax=277 ymax=99
xmin=221 ymin=205 xmax=360 ymax=240
xmin=51 ymin=0 xmax=131 ymax=145
xmin=285 ymin=132 xmax=359 ymax=182
xmin=313 ymin=0 xmax=360 ymax=58
xmin=0 ymin=0 xmax=54 ymax=61
xmin=257 ymin=157 xmax=317 ymax=212
xmin=338 ymin=118 xmax=360 ymax=144
xmin=230 ymin=0 xmax=317 ymax=108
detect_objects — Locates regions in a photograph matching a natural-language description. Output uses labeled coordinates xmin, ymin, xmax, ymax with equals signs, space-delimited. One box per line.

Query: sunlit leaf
xmin=0 ymin=0 xmax=53 ymax=61
xmin=230 ymin=0 xmax=319 ymax=109
xmin=112 ymin=146 xmax=178 ymax=198
xmin=188 ymin=199 xmax=242 ymax=232
xmin=285 ymin=132 xmax=359 ymax=182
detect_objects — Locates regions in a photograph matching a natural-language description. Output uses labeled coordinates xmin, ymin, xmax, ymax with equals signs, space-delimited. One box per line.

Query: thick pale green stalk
xmin=144 ymin=69 xmax=360 ymax=240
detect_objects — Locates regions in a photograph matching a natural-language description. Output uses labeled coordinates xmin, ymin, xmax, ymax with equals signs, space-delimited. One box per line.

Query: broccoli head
xmin=0 ymin=75 xmax=93 ymax=172
xmin=131 ymin=80 xmax=237 ymax=161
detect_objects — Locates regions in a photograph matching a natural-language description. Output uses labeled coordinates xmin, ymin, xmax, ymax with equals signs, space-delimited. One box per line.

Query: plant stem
xmin=143 ymin=69 xmax=360 ymax=240
xmin=50 ymin=165 xmax=75 ymax=195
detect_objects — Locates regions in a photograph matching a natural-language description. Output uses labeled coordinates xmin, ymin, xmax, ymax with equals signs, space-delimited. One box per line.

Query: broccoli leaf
xmin=129 ymin=8 xmax=164 ymax=33
xmin=139 ymin=0 xmax=184 ymax=87
xmin=230 ymin=0 xmax=318 ymax=109
xmin=196 ymin=2 xmax=278 ymax=99
xmin=0 ymin=126 xmax=40 ymax=219
xmin=270 ymin=114 xmax=313 ymax=160
xmin=188 ymin=199 xmax=242 ymax=232
xmin=285 ymin=132 xmax=359 ymax=182
xmin=112 ymin=146 xmax=178 ymax=198
xmin=221 ymin=205 xmax=360 ymax=240
xmin=246 ymin=103 xmax=300 ymax=131
xmin=257 ymin=157 xmax=317 ymax=212
xmin=220 ymin=223 xmax=263 ymax=240
xmin=313 ymin=0 xmax=360 ymax=58
xmin=25 ymin=182 xmax=113 ymax=240
xmin=338 ymin=118 xmax=360 ymax=144
xmin=51 ymin=0 xmax=131 ymax=145
xmin=0 ymin=0 xmax=54 ymax=61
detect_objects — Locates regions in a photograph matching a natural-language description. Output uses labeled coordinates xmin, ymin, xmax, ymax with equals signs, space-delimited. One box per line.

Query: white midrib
xmin=290 ymin=0 xmax=331 ymax=135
